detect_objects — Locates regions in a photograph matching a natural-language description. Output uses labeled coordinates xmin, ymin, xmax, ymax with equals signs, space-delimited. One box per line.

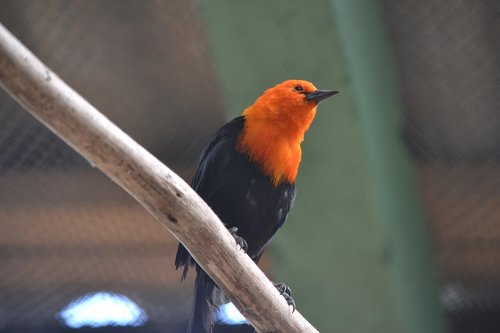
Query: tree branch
xmin=0 ymin=24 xmax=319 ymax=333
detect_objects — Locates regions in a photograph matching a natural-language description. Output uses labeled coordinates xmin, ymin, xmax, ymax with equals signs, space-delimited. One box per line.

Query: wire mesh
xmin=0 ymin=0 xmax=225 ymax=331
xmin=1 ymin=0 xmax=499 ymax=332
xmin=381 ymin=0 xmax=500 ymax=331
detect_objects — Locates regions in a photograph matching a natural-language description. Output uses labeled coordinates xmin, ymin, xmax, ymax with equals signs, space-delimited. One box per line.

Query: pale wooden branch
xmin=0 ymin=24 xmax=319 ymax=333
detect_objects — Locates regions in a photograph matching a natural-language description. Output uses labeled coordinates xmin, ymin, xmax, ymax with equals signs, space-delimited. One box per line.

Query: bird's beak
xmin=305 ymin=90 xmax=339 ymax=104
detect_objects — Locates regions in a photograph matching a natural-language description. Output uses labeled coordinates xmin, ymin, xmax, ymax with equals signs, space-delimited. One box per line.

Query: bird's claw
xmin=228 ymin=227 xmax=248 ymax=252
xmin=274 ymin=282 xmax=291 ymax=296
xmin=273 ymin=282 xmax=296 ymax=312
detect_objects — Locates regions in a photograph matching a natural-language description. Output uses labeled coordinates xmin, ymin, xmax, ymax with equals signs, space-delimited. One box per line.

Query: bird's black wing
xmin=175 ymin=114 xmax=295 ymax=272
xmin=175 ymin=116 xmax=296 ymax=333
xmin=191 ymin=117 xmax=245 ymax=199
xmin=174 ymin=116 xmax=245 ymax=278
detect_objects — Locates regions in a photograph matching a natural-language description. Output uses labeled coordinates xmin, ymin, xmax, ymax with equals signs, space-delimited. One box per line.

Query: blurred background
xmin=0 ymin=1 xmax=499 ymax=332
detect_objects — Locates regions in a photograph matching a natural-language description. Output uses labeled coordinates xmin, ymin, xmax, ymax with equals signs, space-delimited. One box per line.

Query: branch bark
xmin=0 ymin=24 xmax=319 ymax=333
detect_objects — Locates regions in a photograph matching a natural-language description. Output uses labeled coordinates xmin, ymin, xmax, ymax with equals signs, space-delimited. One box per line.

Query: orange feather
xmin=237 ymin=80 xmax=319 ymax=185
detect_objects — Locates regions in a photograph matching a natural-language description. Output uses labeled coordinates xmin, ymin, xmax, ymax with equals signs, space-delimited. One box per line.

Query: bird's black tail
xmin=187 ymin=269 xmax=216 ymax=333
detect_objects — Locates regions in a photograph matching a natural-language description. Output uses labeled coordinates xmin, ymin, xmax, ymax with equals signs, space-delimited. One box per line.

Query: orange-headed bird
xmin=175 ymin=80 xmax=338 ymax=333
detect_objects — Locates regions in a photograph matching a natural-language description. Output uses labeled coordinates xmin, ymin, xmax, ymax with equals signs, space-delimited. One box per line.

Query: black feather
xmin=175 ymin=116 xmax=296 ymax=333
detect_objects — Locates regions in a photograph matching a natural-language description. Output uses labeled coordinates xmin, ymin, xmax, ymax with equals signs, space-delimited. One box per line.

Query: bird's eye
xmin=293 ymin=86 xmax=304 ymax=92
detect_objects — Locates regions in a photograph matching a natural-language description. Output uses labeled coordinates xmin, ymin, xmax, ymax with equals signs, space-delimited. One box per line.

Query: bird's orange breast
xmin=235 ymin=79 xmax=321 ymax=186
xmin=237 ymin=106 xmax=316 ymax=186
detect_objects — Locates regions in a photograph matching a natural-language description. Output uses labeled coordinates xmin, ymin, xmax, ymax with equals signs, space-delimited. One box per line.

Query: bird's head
xmin=239 ymin=80 xmax=338 ymax=185
xmin=243 ymin=80 xmax=338 ymax=132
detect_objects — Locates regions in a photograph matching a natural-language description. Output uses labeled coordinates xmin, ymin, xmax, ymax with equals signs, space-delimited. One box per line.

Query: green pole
xmin=331 ymin=1 xmax=446 ymax=333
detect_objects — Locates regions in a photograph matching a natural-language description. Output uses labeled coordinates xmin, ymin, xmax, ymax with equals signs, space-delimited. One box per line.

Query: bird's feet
xmin=273 ymin=282 xmax=296 ymax=312
xmin=228 ymin=227 xmax=248 ymax=252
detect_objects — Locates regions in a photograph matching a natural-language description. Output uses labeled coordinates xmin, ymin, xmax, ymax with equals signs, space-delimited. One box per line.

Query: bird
xmin=175 ymin=79 xmax=338 ymax=333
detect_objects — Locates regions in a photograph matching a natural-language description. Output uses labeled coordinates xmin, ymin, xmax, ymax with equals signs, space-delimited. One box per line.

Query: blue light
xmin=216 ymin=302 xmax=248 ymax=325
xmin=58 ymin=291 xmax=148 ymax=328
